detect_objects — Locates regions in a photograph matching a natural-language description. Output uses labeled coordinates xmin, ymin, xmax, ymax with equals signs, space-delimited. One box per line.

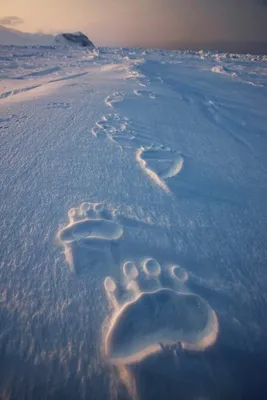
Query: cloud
xmin=0 ymin=16 xmax=24 ymax=26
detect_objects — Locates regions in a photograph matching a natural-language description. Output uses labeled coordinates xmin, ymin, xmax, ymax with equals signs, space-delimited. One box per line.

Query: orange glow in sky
xmin=1 ymin=0 xmax=267 ymax=47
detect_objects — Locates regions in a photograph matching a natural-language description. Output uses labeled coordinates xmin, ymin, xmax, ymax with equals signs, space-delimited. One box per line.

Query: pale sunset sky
xmin=1 ymin=0 xmax=267 ymax=48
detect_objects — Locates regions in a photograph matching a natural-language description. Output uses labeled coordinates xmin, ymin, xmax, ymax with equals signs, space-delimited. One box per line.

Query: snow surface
xmin=1 ymin=44 xmax=267 ymax=399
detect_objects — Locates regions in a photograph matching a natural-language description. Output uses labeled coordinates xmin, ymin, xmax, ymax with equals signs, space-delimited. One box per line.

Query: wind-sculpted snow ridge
xmin=0 ymin=45 xmax=98 ymax=100
xmin=164 ymin=48 xmax=267 ymax=63
xmin=103 ymin=260 xmax=219 ymax=365
xmin=190 ymin=49 xmax=267 ymax=62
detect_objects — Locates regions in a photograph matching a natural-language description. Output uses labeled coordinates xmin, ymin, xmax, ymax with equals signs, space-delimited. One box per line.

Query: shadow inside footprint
xmin=58 ymin=218 xmax=123 ymax=243
xmin=137 ymin=146 xmax=184 ymax=192
xmin=104 ymin=260 xmax=218 ymax=365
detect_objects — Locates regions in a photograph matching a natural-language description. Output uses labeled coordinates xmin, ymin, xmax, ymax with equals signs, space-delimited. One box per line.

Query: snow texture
xmin=1 ymin=41 xmax=267 ymax=400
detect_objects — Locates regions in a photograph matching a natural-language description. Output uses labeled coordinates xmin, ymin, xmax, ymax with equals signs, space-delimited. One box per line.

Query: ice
xmin=0 ymin=42 xmax=267 ymax=399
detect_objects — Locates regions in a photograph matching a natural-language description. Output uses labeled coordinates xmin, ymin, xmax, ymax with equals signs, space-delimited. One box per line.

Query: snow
xmin=0 ymin=25 xmax=95 ymax=48
xmin=1 ymin=43 xmax=267 ymax=399
xmin=211 ymin=65 xmax=237 ymax=76
xmin=0 ymin=25 xmax=54 ymax=46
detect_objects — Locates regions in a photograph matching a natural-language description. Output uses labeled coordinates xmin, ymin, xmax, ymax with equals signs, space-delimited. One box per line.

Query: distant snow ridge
xmin=0 ymin=25 xmax=96 ymax=48
xmin=0 ymin=24 xmax=54 ymax=45
xmin=54 ymin=32 xmax=95 ymax=48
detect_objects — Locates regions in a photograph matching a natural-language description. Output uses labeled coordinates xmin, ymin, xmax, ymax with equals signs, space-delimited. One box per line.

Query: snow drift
xmin=0 ymin=25 xmax=95 ymax=48
xmin=0 ymin=25 xmax=54 ymax=46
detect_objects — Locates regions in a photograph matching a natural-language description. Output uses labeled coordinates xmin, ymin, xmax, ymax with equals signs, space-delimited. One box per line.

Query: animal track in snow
xmin=91 ymin=114 xmax=152 ymax=149
xmin=91 ymin=113 xmax=130 ymax=142
xmin=136 ymin=146 xmax=184 ymax=192
xmin=125 ymin=69 xmax=144 ymax=81
xmin=103 ymin=259 xmax=219 ymax=365
xmin=156 ymin=76 xmax=164 ymax=84
xmin=124 ymin=66 xmax=151 ymax=88
xmin=47 ymin=101 xmax=71 ymax=109
xmin=58 ymin=202 xmax=123 ymax=272
xmin=134 ymin=89 xmax=156 ymax=100
xmin=105 ymin=92 xmax=124 ymax=108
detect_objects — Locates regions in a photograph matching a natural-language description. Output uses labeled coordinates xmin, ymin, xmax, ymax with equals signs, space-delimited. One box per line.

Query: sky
xmin=1 ymin=0 xmax=267 ymax=50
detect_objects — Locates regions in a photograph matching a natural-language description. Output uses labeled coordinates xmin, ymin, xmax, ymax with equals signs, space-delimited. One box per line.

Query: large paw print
xmin=103 ymin=259 xmax=219 ymax=365
xmin=58 ymin=202 xmax=123 ymax=274
xmin=137 ymin=146 xmax=184 ymax=192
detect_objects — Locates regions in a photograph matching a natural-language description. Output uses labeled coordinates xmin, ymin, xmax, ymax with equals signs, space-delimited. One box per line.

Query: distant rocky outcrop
xmin=0 ymin=26 xmax=95 ymax=48
xmin=54 ymin=32 xmax=95 ymax=48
